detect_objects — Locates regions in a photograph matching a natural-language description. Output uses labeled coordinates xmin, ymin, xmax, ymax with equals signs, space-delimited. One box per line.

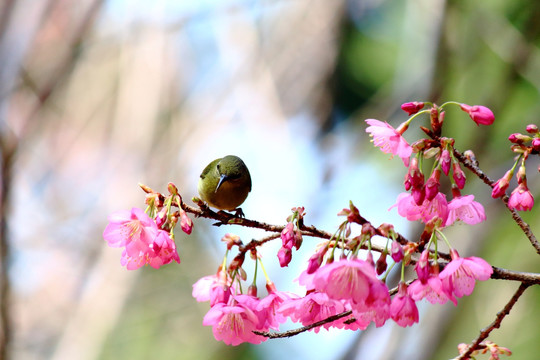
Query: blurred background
xmin=0 ymin=0 xmax=539 ymax=359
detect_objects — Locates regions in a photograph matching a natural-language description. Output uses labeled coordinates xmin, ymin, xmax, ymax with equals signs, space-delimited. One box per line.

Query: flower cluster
xmin=491 ymin=123 xmax=538 ymax=211
xmin=277 ymin=207 xmax=305 ymax=267
xmin=193 ymin=202 xmax=492 ymax=345
xmin=368 ymin=102 xmax=492 ymax=227
xmin=409 ymin=248 xmax=492 ymax=305
xmin=102 ymin=183 xmax=192 ymax=269
xmin=103 ymin=207 xmax=181 ymax=269
xmin=102 ymin=99 xmax=521 ymax=357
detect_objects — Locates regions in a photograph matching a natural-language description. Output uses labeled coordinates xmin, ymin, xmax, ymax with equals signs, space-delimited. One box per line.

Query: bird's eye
xmin=216 ymin=164 xmax=221 ymax=172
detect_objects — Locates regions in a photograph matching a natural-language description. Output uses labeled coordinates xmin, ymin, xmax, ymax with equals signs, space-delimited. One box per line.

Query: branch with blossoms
xmin=103 ymin=100 xmax=539 ymax=359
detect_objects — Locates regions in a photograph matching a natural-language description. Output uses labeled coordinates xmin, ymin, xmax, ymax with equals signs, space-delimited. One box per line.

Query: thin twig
xmin=254 ymin=281 xmax=408 ymax=339
xmin=254 ymin=310 xmax=353 ymax=338
xmin=456 ymin=282 xmax=531 ymax=360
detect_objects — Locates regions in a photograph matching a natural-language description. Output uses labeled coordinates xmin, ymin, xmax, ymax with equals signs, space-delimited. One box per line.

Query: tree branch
xmin=451 ymin=144 xmax=540 ymax=255
xmin=456 ymin=282 xmax=531 ymax=360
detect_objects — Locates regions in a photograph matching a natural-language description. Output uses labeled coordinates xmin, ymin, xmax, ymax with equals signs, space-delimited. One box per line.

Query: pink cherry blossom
xmin=103 ymin=207 xmax=157 ymax=249
xmin=508 ymin=183 xmax=534 ymax=211
xmin=202 ymin=296 xmax=267 ymax=345
xmin=257 ymin=285 xmax=299 ymax=330
xmin=104 ymin=207 xmax=180 ymax=269
xmin=351 ymin=278 xmax=391 ymax=328
xmin=119 ymin=229 xmax=180 ymax=270
xmin=296 ymin=269 xmax=316 ymax=291
xmin=192 ymin=274 xmax=220 ymax=302
xmin=390 ymin=283 xmax=419 ymax=327
xmin=278 ymin=291 xmax=345 ymax=333
xmin=460 ymin=104 xmax=495 ymax=125
xmin=445 ymin=195 xmax=486 ymax=226
xmin=312 ymin=258 xmax=379 ymax=305
xmin=409 ymin=276 xmax=456 ymax=305
xmin=440 ymin=250 xmax=492 ymax=298
xmin=192 ymin=272 xmax=231 ymax=305
xmin=147 ymin=230 xmax=181 ymax=268
xmin=365 ymin=119 xmax=413 ymax=166
xmin=392 ymin=192 xmax=448 ymax=224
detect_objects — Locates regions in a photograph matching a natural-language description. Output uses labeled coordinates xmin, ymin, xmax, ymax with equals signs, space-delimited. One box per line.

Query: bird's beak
xmin=215 ymin=174 xmax=228 ymax=193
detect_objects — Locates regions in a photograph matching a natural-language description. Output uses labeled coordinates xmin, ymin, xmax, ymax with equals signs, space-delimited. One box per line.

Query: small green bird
xmin=198 ymin=155 xmax=252 ymax=212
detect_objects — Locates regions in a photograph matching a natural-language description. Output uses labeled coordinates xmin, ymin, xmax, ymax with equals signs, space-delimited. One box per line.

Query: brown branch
xmin=164 ymin=191 xmax=540 ymax=286
xmin=451 ymin=145 xmax=540 ymax=255
xmin=456 ymin=282 xmax=531 ymax=360
xmin=254 ymin=310 xmax=353 ymax=338
xmin=254 ymin=281 xmax=408 ymax=339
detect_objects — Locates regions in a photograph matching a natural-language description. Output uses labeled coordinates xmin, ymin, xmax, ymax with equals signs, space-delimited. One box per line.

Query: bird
xmin=197 ymin=155 xmax=252 ymax=214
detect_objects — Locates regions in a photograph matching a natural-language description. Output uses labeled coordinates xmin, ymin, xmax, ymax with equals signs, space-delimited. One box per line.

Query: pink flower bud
xmin=277 ymin=247 xmax=292 ymax=267
xmin=391 ymin=241 xmax=404 ymax=262
xmin=452 ymin=162 xmax=466 ymax=189
xmin=167 ymin=182 xmax=179 ymax=195
xmin=401 ymin=101 xmax=425 ymax=116
xmin=281 ymin=222 xmax=295 ymax=249
xmin=532 ymin=138 xmax=540 ymax=152
xmin=439 ymin=148 xmax=451 ymax=176
xmin=294 ymin=230 xmax=303 ymax=250
xmin=155 ymin=207 xmax=168 ymax=228
xmin=180 ymin=210 xmax=193 ymax=234
xmin=376 ymin=252 xmax=388 ymax=275
xmin=425 ymin=168 xmax=441 ymax=201
xmin=248 ymin=284 xmax=257 ymax=297
xmin=508 ymin=133 xmax=530 ymax=144
xmin=526 ymin=124 xmax=538 ymax=134
xmin=460 ymin=104 xmax=495 ymax=125
xmin=491 ymin=170 xmax=512 ymax=198
xmin=415 ymin=250 xmax=430 ymax=283
xmin=404 ymin=157 xmax=424 ymax=194
xmin=508 ymin=183 xmax=534 ymax=211
xmin=221 ymin=233 xmax=241 ymax=250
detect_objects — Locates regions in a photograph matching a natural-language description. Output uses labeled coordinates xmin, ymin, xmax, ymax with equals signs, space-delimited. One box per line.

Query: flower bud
xmin=532 ymin=138 xmax=540 ymax=152
xmin=378 ymin=223 xmax=395 ymax=238
xmin=167 ymin=182 xmax=179 ymax=195
xmin=277 ymin=247 xmax=292 ymax=267
xmin=248 ymin=284 xmax=257 ymax=297
xmin=155 ymin=207 xmax=168 ymax=228
xmin=180 ymin=210 xmax=193 ymax=234
xmin=376 ymin=251 xmax=388 ymax=275
xmin=425 ymin=168 xmax=441 ymax=201
xmin=460 ymin=104 xmax=495 ymax=125
xmin=452 ymin=162 xmax=466 ymax=189
xmin=415 ymin=249 xmax=430 ymax=283
xmin=401 ymin=101 xmax=425 ymax=116
xmin=439 ymin=148 xmax=451 ymax=176
xmin=508 ymin=133 xmax=530 ymax=144
xmin=391 ymin=241 xmax=404 ymax=262
xmin=266 ymin=281 xmax=277 ymax=293
xmin=526 ymin=124 xmax=538 ymax=134
xmin=221 ymin=233 xmax=241 ymax=250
